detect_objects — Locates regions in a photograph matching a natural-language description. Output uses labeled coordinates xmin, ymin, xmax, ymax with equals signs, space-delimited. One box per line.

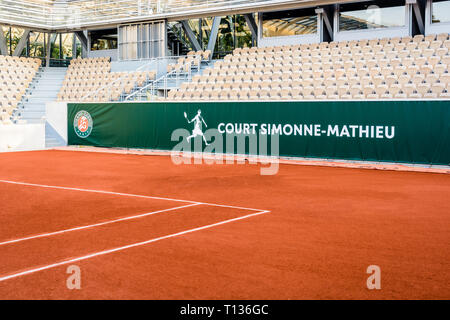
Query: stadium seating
xmin=0 ymin=55 xmax=41 ymax=124
xmin=168 ymin=33 xmax=450 ymax=100
xmin=57 ymin=57 xmax=157 ymax=102
xmin=166 ymin=50 xmax=211 ymax=73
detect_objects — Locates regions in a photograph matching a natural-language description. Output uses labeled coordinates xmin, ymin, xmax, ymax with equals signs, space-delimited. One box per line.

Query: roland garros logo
xmin=74 ymin=110 xmax=93 ymax=138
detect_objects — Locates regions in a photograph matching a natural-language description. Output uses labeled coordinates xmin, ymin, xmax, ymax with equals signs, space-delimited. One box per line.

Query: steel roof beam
xmin=206 ymin=16 xmax=221 ymax=56
xmin=244 ymin=13 xmax=258 ymax=39
xmin=180 ymin=20 xmax=202 ymax=51
xmin=12 ymin=29 xmax=31 ymax=56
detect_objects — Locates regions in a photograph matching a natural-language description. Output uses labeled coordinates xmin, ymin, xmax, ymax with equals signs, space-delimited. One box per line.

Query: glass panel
xmin=235 ymin=15 xmax=253 ymax=49
xmin=4 ymin=27 xmax=25 ymax=55
xmin=339 ymin=0 xmax=405 ymax=31
xmin=188 ymin=18 xmax=201 ymax=44
xmin=29 ymin=32 xmax=45 ymax=58
xmin=61 ymin=33 xmax=74 ymax=59
xmin=142 ymin=24 xmax=148 ymax=42
xmin=201 ymin=18 xmax=213 ymax=50
xmin=215 ymin=16 xmax=235 ymax=57
xmin=262 ymin=8 xmax=317 ymax=38
xmin=167 ymin=15 xmax=253 ymax=58
xmin=150 ymin=23 xmax=156 ymax=41
xmin=119 ymin=22 xmax=164 ymax=60
xmin=143 ymin=41 xmax=148 ymax=59
xmin=137 ymin=40 xmax=142 ymax=59
xmin=432 ymin=0 xmax=450 ymax=24
xmin=122 ymin=43 xmax=127 ymax=60
xmin=153 ymin=41 xmax=159 ymax=58
xmin=121 ymin=26 xmax=126 ymax=43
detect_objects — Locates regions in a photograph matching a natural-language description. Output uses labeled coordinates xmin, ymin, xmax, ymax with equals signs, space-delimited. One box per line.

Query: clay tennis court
xmin=0 ymin=149 xmax=449 ymax=299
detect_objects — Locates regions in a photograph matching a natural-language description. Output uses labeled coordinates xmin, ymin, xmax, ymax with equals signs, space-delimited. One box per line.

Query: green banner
xmin=68 ymin=101 xmax=450 ymax=165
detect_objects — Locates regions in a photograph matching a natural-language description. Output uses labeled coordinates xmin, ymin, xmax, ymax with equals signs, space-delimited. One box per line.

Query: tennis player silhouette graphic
xmin=184 ymin=109 xmax=210 ymax=145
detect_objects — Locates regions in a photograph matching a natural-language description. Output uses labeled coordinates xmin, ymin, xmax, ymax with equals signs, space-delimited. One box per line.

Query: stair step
xmin=20 ymin=104 xmax=45 ymax=110
xmin=20 ymin=113 xmax=45 ymax=118
xmin=26 ymin=99 xmax=54 ymax=104
xmin=19 ymin=109 xmax=45 ymax=114
xmin=19 ymin=68 xmax=66 ymax=122
xmin=26 ymin=95 xmax=58 ymax=100
xmin=34 ymin=80 xmax=64 ymax=84
xmin=21 ymin=119 xmax=44 ymax=124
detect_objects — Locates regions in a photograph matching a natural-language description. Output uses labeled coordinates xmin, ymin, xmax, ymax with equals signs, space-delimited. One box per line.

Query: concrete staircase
xmin=124 ymin=60 xmax=215 ymax=101
xmin=17 ymin=67 xmax=66 ymax=124
xmin=16 ymin=67 xmax=67 ymax=148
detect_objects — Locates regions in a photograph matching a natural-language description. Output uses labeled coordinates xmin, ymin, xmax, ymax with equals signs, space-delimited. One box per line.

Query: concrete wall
xmin=88 ymin=49 xmax=118 ymax=61
xmin=46 ymin=102 xmax=68 ymax=145
xmin=258 ymin=34 xmax=320 ymax=47
xmin=0 ymin=124 xmax=45 ymax=152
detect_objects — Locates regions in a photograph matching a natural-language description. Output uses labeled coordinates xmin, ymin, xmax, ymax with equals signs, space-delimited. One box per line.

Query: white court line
xmin=0 ymin=179 xmax=267 ymax=212
xmin=0 ymin=210 xmax=270 ymax=282
xmin=0 ymin=203 xmax=200 ymax=247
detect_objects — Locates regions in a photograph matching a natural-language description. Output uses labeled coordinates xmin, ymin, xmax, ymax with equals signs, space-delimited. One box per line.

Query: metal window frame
xmin=334 ymin=1 xmax=411 ymax=42
xmin=118 ymin=20 xmax=166 ymax=61
xmin=425 ymin=0 xmax=450 ymax=35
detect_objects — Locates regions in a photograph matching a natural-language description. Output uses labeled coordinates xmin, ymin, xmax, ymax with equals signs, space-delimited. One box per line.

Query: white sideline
xmin=0 ymin=203 xmax=200 ymax=247
xmin=0 ymin=210 xmax=270 ymax=282
xmin=0 ymin=179 xmax=267 ymax=212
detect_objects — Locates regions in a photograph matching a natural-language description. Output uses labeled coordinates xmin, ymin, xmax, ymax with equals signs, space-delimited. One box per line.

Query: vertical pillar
xmin=0 ymin=26 xmax=8 ymax=55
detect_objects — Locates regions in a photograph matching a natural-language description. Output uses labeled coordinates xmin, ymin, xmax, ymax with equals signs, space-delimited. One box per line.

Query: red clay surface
xmin=0 ymin=149 xmax=449 ymax=299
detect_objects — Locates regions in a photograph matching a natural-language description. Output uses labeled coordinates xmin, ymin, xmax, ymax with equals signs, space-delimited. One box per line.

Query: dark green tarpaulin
xmin=68 ymin=100 xmax=450 ymax=165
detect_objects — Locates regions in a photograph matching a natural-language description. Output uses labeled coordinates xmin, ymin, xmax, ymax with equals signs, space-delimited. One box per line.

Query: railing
xmin=124 ymin=56 xmax=203 ymax=102
xmin=49 ymin=58 xmax=72 ymax=67
xmin=80 ymin=58 xmax=159 ymax=102
xmin=23 ymin=57 xmax=72 ymax=68
xmin=0 ymin=0 xmax=301 ymax=29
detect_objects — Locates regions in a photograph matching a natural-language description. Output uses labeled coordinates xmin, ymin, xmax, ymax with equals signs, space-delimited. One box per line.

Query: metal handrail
xmin=124 ymin=56 xmax=202 ymax=101
xmin=123 ymin=62 xmax=190 ymax=101
xmin=80 ymin=58 xmax=159 ymax=101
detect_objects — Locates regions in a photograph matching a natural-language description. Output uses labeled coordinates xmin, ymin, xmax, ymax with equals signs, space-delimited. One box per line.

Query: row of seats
xmin=189 ymin=72 xmax=450 ymax=86
xmin=0 ymin=55 xmax=41 ymax=71
xmin=62 ymin=71 xmax=155 ymax=88
xmin=0 ymin=55 xmax=40 ymax=124
xmin=169 ymin=82 xmax=450 ymax=100
xmin=57 ymin=57 xmax=156 ymax=102
xmin=232 ymin=43 xmax=450 ymax=59
xmin=200 ymin=63 xmax=449 ymax=79
xmin=169 ymin=33 xmax=450 ymax=101
xmin=222 ymin=49 xmax=450 ymax=65
xmin=70 ymin=57 xmax=110 ymax=65
xmin=232 ymin=34 xmax=450 ymax=56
